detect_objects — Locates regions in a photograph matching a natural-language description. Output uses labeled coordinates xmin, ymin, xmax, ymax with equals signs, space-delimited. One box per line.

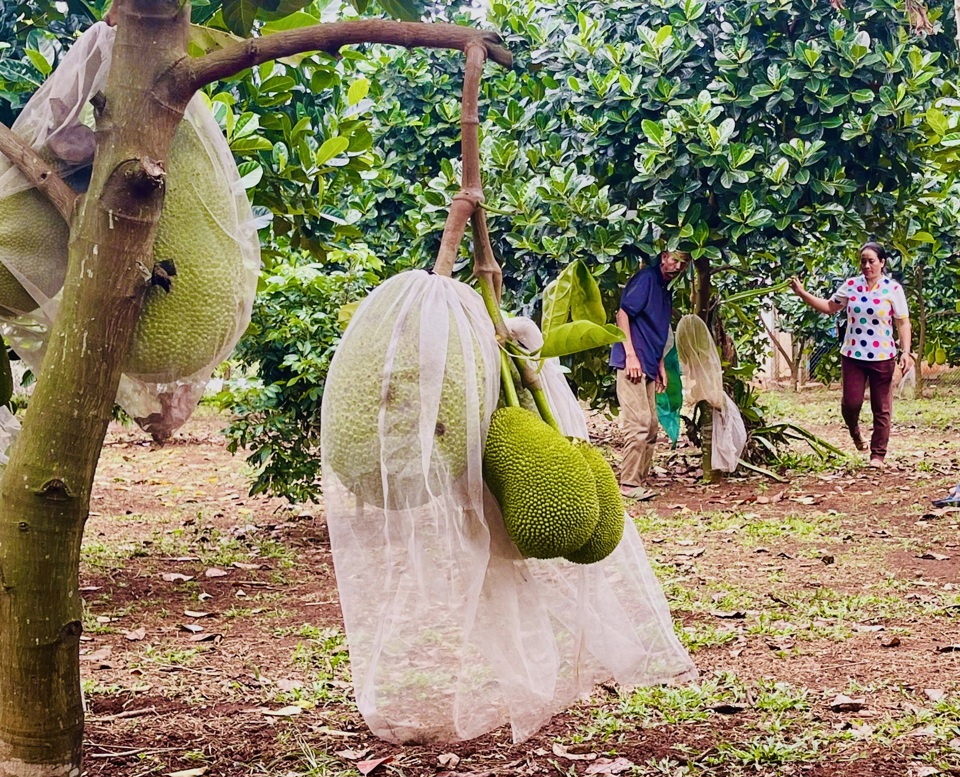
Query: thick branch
xmin=175 ymin=20 xmax=512 ymax=97
xmin=0 ymin=124 xmax=76 ymax=221
xmin=434 ymin=41 xmax=487 ymax=276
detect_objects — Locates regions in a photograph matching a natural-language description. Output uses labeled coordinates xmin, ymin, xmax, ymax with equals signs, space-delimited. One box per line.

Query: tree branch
xmin=174 ymin=20 xmax=512 ymax=97
xmin=0 ymin=124 xmax=76 ymax=222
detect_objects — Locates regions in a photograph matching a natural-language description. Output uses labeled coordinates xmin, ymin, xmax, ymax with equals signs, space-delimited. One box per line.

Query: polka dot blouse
xmin=830 ymin=275 xmax=909 ymax=361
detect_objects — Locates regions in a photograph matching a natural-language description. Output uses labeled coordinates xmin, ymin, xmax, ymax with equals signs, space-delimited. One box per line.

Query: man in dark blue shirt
xmin=610 ymin=250 xmax=690 ymax=499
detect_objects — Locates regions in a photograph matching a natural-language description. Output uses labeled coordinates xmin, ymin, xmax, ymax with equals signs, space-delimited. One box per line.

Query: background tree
xmin=223 ymin=0 xmax=960 ymax=498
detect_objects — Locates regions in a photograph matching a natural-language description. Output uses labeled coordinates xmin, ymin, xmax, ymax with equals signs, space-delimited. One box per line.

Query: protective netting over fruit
xmin=504 ymin=315 xmax=589 ymax=440
xmin=676 ymin=314 xmax=747 ymax=472
xmin=0 ymin=22 xmax=260 ymax=440
xmin=322 ymin=272 xmax=695 ymax=744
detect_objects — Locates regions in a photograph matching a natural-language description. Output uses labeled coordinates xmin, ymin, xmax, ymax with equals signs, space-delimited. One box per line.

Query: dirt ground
xmin=78 ymin=388 xmax=960 ymax=777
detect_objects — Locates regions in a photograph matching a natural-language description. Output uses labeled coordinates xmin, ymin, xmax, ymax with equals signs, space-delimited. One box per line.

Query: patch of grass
xmin=676 ymin=621 xmax=740 ymax=652
xmin=275 ymin=627 xmax=352 ymax=706
xmin=131 ymin=645 xmax=200 ymax=668
xmin=618 ymin=679 xmax=737 ymax=725
xmin=708 ymin=733 xmax=824 ymax=768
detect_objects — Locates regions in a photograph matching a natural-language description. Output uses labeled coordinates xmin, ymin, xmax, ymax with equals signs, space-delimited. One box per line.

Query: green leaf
xmin=316 ymin=136 xmax=350 ymax=165
xmin=378 ymin=0 xmax=422 ymax=21
xmin=570 ymin=261 xmax=607 ymax=325
xmin=221 ymin=0 xmax=258 ymax=36
xmin=24 ymin=49 xmax=51 ymax=76
xmin=541 ymin=273 xmax=572 ymax=338
xmin=738 ymin=190 xmax=755 ymax=218
xmin=258 ymin=0 xmax=314 ymax=20
xmin=347 ymin=78 xmax=370 ymax=106
xmin=188 ymin=24 xmax=243 ymax=56
xmin=641 ymin=119 xmax=664 ymax=145
xmin=539 ymin=322 xmax=624 ymax=359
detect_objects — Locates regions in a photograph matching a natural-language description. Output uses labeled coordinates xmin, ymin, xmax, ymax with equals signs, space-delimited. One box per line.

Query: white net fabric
xmin=504 ymin=315 xmax=589 ymax=440
xmin=0 ymin=22 xmax=260 ymax=440
xmin=322 ymin=281 xmax=695 ymax=743
xmin=675 ymin=314 xmax=746 ymax=472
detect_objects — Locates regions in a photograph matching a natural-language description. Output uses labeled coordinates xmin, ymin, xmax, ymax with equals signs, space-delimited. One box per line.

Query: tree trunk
xmin=692 ymin=256 xmax=719 ymax=482
xmin=913 ymin=264 xmax=926 ymax=397
xmin=0 ymin=3 xmax=189 ymax=773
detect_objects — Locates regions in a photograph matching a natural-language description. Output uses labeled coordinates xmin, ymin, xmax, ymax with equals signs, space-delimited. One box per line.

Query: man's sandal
xmin=620 ymin=486 xmax=657 ymax=501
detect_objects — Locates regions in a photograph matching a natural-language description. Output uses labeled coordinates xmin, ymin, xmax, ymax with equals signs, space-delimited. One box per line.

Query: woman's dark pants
xmin=840 ymin=356 xmax=896 ymax=460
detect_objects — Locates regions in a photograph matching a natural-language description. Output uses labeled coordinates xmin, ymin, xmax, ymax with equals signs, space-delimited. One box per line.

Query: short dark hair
xmin=860 ymin=242 xmax=888 ymax=261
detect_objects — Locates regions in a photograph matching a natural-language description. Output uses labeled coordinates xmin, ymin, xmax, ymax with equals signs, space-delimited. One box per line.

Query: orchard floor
xmin=79 ymin=386 xmax=960 ymax=777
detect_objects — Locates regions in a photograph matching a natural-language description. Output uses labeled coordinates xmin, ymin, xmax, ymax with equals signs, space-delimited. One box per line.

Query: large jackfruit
xmin=322 ymin=273 xmax=488 ymax=509
xmin=483 ymin=406 xmax=599 ymax=559
xmin=0 ymin=120 xmax=248 ymax=384
xmin=122 ymin=120 xmax=249 ymax=382
xmin=0 ymin=189 xmax=69 ymax=317
xmin=564 ymin=441 xmax=625 ymax=564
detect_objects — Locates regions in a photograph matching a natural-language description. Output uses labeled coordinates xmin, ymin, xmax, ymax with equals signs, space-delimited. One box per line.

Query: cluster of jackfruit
xmin=0 ymin=118 xmax=247 ymax=384
xmin=322 ymin=272 xmax=489 ymax=510
xmin=482 ymin=406 xmax=624 ymax=564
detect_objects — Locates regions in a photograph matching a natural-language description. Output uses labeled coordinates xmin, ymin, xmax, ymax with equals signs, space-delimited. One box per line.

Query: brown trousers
xmin=616 ymin=371 xmax=659 ymax=486
xmin=840 ymin=356 xmax=895 ymax=460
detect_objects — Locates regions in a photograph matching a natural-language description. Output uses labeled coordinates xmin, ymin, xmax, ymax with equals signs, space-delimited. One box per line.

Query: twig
xmin=86 ymin=745 xmax=183 ymax=758
xmin=87 ymin=706 xmax=158 ymax=722
xmin=0 ymin=124 xmax=76 ymax=221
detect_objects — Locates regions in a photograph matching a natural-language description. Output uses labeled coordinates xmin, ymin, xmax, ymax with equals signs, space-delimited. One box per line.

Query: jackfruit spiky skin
xmin=122 ymin=119 xmax=249 ymax=382
xmin=564 ymin=441 xmax=625 ymax=564
xmin=483 ymin=407 xmax=599 ymax=559
xmin=322 ymin=274 xmax=486 ymax=509
xmin=0 ymin=189 xmax=69 ymax=317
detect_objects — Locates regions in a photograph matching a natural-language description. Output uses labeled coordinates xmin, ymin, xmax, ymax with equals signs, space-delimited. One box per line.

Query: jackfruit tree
xmin=0 ymin=1 xmax=513 ymax=774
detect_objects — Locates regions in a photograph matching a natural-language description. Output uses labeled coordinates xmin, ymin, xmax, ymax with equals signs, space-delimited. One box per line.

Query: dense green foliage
xmin=219 ymin=249 xmax=380 ymax=502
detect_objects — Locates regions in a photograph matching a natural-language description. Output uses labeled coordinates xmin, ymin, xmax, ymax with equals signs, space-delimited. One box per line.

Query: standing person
xmin=790 ymin=242 xmax=913 ymax=468
xmin=610 ymin=250 xmax=691 ymax=499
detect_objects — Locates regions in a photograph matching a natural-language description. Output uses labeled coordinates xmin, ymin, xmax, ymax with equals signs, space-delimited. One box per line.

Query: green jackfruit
xmin=564 ymin=441 xmax=625 ymax=564
xmin=0 ymin=189 xmax=69 ymax=317
xmin=0 ymin=120 xmax=249 ymax=383
xmin=483 ymin=406 xmax=599 ymax=559
xmin=322 ymin=274 xmax=487 ymax=509
xmin=122 ymin=119 xmax=250 ymax=382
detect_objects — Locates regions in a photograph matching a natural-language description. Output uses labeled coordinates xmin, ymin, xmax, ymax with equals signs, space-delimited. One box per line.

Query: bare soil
xmin=79 ymin=390 xmax=960 ymax=777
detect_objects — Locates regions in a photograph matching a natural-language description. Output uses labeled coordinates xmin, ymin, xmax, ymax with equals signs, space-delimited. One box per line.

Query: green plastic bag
xmin=656 ymin=342 xmax=682 ymax=447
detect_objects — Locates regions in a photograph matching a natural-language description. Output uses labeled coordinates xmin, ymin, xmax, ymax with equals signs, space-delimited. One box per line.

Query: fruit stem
xmin=503 ymin=340 xmax=559 ymax=431
xmin=499 ymin=348 xmax=519 ymax=408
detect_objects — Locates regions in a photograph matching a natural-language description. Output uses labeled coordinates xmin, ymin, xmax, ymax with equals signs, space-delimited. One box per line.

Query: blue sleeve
xmin=620 ymin=269 xmax=652 ymax=317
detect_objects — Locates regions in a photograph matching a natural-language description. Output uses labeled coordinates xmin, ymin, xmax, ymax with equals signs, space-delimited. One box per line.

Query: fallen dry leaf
xmin=924 ymin=689 xmax=946 ymax=702
xmin=357 ymin=756 xmax=393 ymax=776
xmin=262 ymin=705 xmax=302 ymax=717
xmin=917 ymin=551 xmax=950 ymax=561
xmin=204 ymin=568 xmax=229 ymax=578
xmin=552 ymin=743 xmax=597 ymax=760
xmin=178 ymin=623 xmax=204 ymax=634
xmin=183 ymin=610 xmax=213 ymax=618
xmin=437 ymin=753 xmax=460 ymax=768
xmin=123 ymin=627 xmax=146 ymax=642
xmin=585 ymin=757 xmax=635 ymax=775
xmin=161 ymin=573 xmax=194 ymax=583
xmin=830 ymin=694 xmax=865 ymax=712
xmin=881 ymin=636 xmax=901 ymax=648
xmin=168 ymin=768 xmax=209 ymax=777
xmin=709 ymin=610 xmax=746 ymax=619
xmin=335 ymin=748 xmax=371 ymax=760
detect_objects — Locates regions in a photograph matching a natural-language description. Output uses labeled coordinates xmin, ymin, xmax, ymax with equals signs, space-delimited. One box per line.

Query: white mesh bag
xmin=322 ymin=284 xmax=695 ymax=743
xmin=504 ymin=315 xmax=589 ymax=440
xmin=676 ymin=314 xmax=746 ymax=472
xmin=0 ymin=22 xmax=260 ymax=441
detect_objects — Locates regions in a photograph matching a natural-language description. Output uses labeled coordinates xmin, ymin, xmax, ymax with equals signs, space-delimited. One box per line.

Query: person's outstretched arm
xmin=789 ymin=277 xmax=845 ymax=315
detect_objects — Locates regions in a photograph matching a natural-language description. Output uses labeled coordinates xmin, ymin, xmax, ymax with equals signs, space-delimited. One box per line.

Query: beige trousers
xmin=616 ymin=370 xmax=659 ymax=486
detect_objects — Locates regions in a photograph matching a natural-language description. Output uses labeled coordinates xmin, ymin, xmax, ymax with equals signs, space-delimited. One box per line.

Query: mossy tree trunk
xmin=0 ymin=3 xmax=510 ymax=775
xmin=0 ymin=4 xmax=187 ymax=774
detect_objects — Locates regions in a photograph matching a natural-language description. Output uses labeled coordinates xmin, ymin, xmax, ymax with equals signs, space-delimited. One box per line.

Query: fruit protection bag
xmin=0 ymin=22 xmax=260 ymax=441
xmin=504 ymin=315 xmax=589 ymax=440
xmin=322 ymin=278 xmax=695 ymax=744
xmin=676 ymin=314 xmax=746 ymax=472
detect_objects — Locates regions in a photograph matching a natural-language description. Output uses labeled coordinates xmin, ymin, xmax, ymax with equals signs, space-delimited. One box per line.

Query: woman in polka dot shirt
xmin=789 ymin=242 xmax=913 ymax=468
